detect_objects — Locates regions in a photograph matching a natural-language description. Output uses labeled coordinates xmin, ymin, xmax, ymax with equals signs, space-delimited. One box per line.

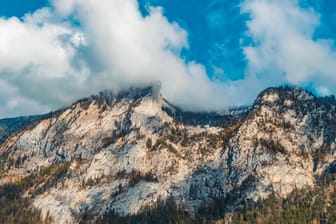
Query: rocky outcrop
xmin=0 ymin=115 xmax=45 ymax=145
xmin=0 ymin=85 xmax=335 ymax=223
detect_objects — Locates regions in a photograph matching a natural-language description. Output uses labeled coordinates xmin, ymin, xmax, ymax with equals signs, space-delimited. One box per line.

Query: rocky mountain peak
xmin=253 ymin=86 xmax=315 ymax=110
xmin=72 ymin=83 xmax=162 ymax=110
xmin=1 ymin=85 xmax=336 ymax=224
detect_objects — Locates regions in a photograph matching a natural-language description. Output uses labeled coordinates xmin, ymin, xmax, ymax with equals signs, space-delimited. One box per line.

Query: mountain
xmin=0 ymin=85 xmax=335 ymax=224
xmin=0 ymin=115 xmax=46 ymax=145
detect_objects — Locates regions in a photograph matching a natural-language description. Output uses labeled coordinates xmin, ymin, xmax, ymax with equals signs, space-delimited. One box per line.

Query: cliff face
xmin=0 ymin=86 xmax=335 ymax=223
xmin=0 ymin=115 xmax=44 ymax=145
xmin=221 ymin=87 xmax=336 ymax=203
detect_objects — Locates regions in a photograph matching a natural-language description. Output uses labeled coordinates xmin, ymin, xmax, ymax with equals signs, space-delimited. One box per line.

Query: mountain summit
xmin=0 ymin=86 xmax=335 ymax=223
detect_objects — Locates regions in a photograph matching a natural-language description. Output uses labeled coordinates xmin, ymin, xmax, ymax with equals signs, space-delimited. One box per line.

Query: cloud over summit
xmin=0 ymin=0 xmax=335 ymax=117
xmin=0 ymin=0 xmax=240 ymax=117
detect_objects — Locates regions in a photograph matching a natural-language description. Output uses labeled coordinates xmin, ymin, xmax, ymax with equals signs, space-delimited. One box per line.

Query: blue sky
xmin=139 ymin=0 xmax=249 ymax=81
xmin=140 ymin=0 xmax=336 ymax=84
xmin=0 ymin=0 xmax=47 ymax=17
xmin=1 ymin=0 xmax=249 ymax=79
xmin=0 ymin=0 xmax=335 ymax=117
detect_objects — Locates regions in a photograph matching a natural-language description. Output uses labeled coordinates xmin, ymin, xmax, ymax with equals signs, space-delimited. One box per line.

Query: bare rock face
xmin=0 ymin=85 xmax=336 ymax=223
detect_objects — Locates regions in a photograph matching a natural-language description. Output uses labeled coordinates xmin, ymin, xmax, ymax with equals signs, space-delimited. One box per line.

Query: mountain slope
xmin=0 ymin=85 xmax=335 ymax=223
xmin=0 ymin=115 xmax=45 ymax=145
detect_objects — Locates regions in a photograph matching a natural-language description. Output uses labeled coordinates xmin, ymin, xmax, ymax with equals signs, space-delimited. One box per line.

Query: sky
xmin=0 ymin=0 xmax=335 ymax=118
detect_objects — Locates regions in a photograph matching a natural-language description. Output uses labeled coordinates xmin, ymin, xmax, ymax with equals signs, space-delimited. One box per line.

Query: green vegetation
xmin=167 ymin=144 xmax=178 ymax=156
xmin=232 ymin=173 xmax=336 ymax=224
xmin=168 ymin=123 xmax=240 ymax=151
xmin=146 ymin=138 xmax=152 ymax=149
xmin=0 ymin=162 xmax=70 ymax=223
xmin=102 ymin=136 xmax=118 ymax=148
xmin=150 ymin=139 xmax=181 ymax=158
xmin=0 ymin=149 xmax=10 ymax=170
xmin=256 ymin=114 xmax=295 ymax=132
xmin=96 ymin=197 xmax=193 ymax=224
xmin=258 ymin=138 xmax=287 ymax=154
xmin=83 ymin=177 xmax=97 ymax=187
xmin=0 ymin=198 xmax=47 ymax=224
xmin=114 ymin=169 xmax=158 ymax=187
xmin=94 ymin=172 xmax=336 ymax=224
xmin=151 ymin=139 xmax=165 ymax=151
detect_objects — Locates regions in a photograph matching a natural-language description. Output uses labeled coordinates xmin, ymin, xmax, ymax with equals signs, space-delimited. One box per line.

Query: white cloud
xmin=0 ymin=0 xmax=335 ymax=118
xmin=242 ymin=0 xmax=336 ymax=95
xmin=53 ymin=0 xmax=244 ymax=111
xmin=0 ymin=8 xmax=93 ymax=117
xmin=0 ymin=0 xmax=245 ymax=118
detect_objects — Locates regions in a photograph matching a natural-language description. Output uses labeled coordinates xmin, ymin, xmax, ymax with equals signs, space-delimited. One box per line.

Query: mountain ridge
xmin=0 ymin=85 xmax=335 ymax=223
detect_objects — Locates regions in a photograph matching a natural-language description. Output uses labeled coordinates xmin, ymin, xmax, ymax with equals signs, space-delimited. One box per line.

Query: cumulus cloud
xmin=0 ymin=0 xmax=244 ymax=118
xmin=242 ymin=0 xmax=336 ymax=95
xmin=0 ymin=0 xmax=335 ymax=118
xmin=0 ymin=8 xmax=91 ymax=117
